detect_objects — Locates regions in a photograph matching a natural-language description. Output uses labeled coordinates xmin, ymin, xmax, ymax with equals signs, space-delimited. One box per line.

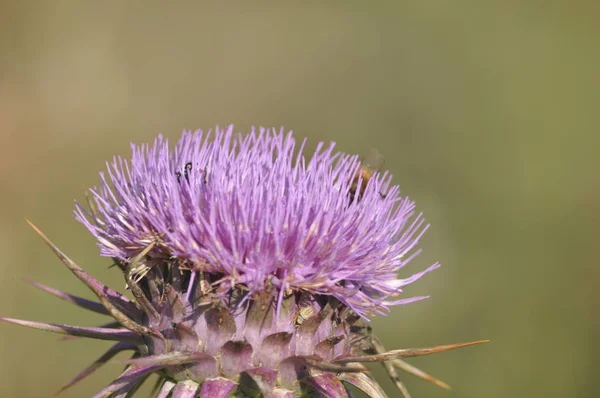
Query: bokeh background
xmin=1 ymin=2 xmax=598 ymax=397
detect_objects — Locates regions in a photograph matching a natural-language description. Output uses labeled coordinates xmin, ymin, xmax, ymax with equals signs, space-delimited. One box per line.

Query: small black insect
xmin=175 ymin=162 xmax=193 ymax=184
xmin=183 ymin=162 xmax=192 ymax=183
xmin=176 ymin=162 xmax=208 ymax=184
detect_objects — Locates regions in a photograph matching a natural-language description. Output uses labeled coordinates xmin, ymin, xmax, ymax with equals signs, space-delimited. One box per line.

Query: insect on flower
xmin=176 ymin=161 xmax=208 ymax=184
xmin=293 ymin=304 xmax=316 ymax=326
xmin=349 ymin=148 xmax=386 ymax=203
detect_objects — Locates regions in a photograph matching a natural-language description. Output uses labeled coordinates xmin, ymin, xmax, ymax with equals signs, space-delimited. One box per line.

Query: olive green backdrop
xmin=1 ymin=2 xmax=597 ymax=397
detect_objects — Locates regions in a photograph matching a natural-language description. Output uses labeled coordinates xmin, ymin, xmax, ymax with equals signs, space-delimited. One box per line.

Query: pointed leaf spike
xmin=392 ymin=359 xmax=451 ymax=391
xmin=336 ymin=340 xmax=490 ymax=363
xmin=91 ymin=365 xmax=160 ymax=398
xmin=369 ymin=334 xmax=420 ymax=397
xmin=55 ymin=342 xmax=134 ymax=395
xmin=0 ymin=317 xmax=142 ymax=343
xmin=25 ymin=280 xmax=109 ymax=316
xmin=377 ymin=351 xmax=412 ymax=398
xmin=59 ymin=321 xmax=121 ymax=341
xmin=25 ymin=220 xmax=159 ymax=338
xmin=25 ymin=220 xmax=133 ymax=310
xmin=305 ymin=359 xmax=367 ymax=373
xmin=113 ymin=372 xmax=151 ymax=398
xmin=126 ymin=352 xmax=211 ymax=368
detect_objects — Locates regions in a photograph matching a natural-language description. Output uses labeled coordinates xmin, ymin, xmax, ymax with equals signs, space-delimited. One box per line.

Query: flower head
xmin=2 ymin=126 xmax=486 ymax=397
xmin=77 ymin=126 xmax=437 ymax=318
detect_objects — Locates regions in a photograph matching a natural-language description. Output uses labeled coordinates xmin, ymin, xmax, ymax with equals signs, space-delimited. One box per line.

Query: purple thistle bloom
xmin=2 ymin=125 xmax=486 ymax=397
xmin=76 ymin=126 xmax=437 ymax=318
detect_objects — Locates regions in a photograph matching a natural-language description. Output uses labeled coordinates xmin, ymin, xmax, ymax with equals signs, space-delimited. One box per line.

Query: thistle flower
xmin=3 ymin=126 xmax=486 ymax=397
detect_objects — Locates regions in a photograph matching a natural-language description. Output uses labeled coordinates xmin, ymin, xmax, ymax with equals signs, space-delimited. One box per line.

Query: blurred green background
xmin=1 ymin=2 xmax=598 ymax=397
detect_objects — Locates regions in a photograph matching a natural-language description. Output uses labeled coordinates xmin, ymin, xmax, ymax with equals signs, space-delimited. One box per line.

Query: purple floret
xmin=75 ymin=125 xmax=438 ymax=317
